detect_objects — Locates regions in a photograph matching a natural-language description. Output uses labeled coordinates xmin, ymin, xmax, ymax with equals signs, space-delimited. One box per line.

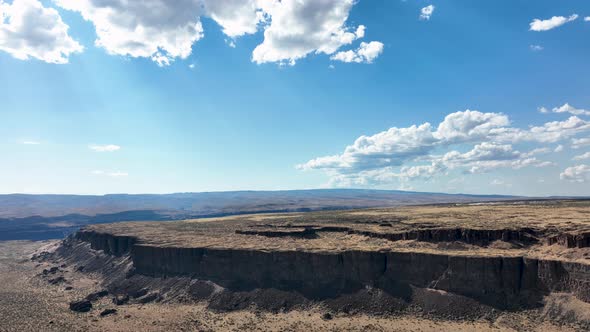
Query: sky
xmin=1 ymin=0 xmax=590 ymax=196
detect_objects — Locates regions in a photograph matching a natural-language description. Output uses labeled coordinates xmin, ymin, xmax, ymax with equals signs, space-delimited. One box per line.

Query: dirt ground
xmin=0 ymin=240 xmax=586 ymax=332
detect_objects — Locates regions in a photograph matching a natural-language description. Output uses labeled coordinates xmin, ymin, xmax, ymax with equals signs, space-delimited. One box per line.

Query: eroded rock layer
xmin=53 ymin=201 xmax=590 ymax=313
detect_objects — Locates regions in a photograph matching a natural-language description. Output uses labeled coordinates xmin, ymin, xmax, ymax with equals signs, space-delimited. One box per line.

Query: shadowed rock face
xmin=70 ymin=228 xmax=590 ymax=310
xmin=547 ymin=232 xmax=590 ymax=248
xmin=75 ymin=231 xmax=136 ymax=256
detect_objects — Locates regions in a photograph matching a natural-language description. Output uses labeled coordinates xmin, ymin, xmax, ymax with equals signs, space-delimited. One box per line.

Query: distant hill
xmin=0 ymin=189 xmax=518 ymax=240
xmin=0 ymin=189 xmax=516 ymax=218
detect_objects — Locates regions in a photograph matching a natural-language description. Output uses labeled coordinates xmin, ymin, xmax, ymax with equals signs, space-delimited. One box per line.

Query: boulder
xmin=100 ymin=309 xmax=117 ymax=317
xmin=86 ymin=290 xmax=109 ymax=301
xmin=112 ymin=295 xmax=130 ymax=305
xmin=69 ymin=300 xmax=92 ymax=313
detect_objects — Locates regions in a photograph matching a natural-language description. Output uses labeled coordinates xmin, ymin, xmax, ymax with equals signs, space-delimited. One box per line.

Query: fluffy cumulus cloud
xmin=499 ymin=116 xmax=590 ymax=143
xmin=330 ymin=41 xmax=383 ymax=64
xmin=89 ymin=144 xmax=121 ymax=152
xmin=202 ymin=0 xmax=264 ymax=38
xmin=529 ymin=14 xmax=578 ymax=31
xmin=0 ymin=0 xmax=82 ymax=63
xmin=419 ymin=5 xmax=435 ymax=21
xmin=560 ymin=165 xmax=590 ymax=183
xmin=441 ymin=143 xmax=552 ymax=174
xmin=539 ymin=103 xmax=590 ymax=116
xmin=433 ymin=110 xmax=509 ymax=143
xmin=54 ymin=0 xmax=205 ymax=66
xmin=52 ymin=0 xmax=381 ymax=66
xmin=298 ymin=122 xmax=438 ymax=173
xmin=252 ymin=0 xmax=367 ymax=65
xmin=298 ymin=109 xmax=590 ymax=187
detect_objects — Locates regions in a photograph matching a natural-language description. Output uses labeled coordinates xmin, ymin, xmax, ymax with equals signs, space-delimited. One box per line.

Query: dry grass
xmin=83 ymin=200 xmax=590 ymax=261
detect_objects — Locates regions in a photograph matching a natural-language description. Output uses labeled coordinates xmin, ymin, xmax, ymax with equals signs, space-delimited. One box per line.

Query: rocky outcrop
xmin=547 ymin=232 xmax=590 ymax=248
xmin=68 ymin=229 xmax=590 ymax=310
xmin=243 ymin=225 xmax=540 ymax=246
xmin=99 ymin=309 xmax=117 ymax=317
xmin=74 ymin=231 xmax=136 ymax=256
xmin=69 ymin=300 xmax=92 ymax=313
xmin=349 ymin=228 xmax=539 ymax=246
xmin=235 ymin=228 xmax=317 ymax=238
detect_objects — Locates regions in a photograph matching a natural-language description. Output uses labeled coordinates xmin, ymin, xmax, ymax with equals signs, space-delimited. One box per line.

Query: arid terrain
xmin=3 ymin=201 xmax=590 ymax=331
xmin=0 ymin=189 xmax=517 ymax=241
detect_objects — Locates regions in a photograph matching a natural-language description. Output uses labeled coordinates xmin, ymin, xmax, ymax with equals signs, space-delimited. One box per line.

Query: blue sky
xmin=1 ymin=0 xmax=590 ymax=196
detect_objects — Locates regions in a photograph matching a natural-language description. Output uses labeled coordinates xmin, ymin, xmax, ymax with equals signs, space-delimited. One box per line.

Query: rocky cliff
xmin=70 ymin=228 xmax=590 ymax=310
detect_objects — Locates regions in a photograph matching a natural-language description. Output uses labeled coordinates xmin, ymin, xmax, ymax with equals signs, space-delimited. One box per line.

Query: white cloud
xmin=530 ymin=45 xmax=544 ymax=52
xmin=499 ymin=116 xmax=590 ymax=143
xmin=297 ymin=122 xmax=438 ymax=172
xmin=572 ymin=137 xmax=590 ymax=149
xmin=522 ymin=147 xmax=551 ymax=158
xmin=560 ymin=164 xmax=590 ymax=183
xmin=0 ymin=0 xmax=82 ymax=64
xmin=330 ymin=41 xmax=384 ymax=64
xmin=573 ymin=152 xmax=590 ymax=161
xmin=420 ymin=5 xmax=435 ymax=21
xmin=298 ymin=110 xmax=589 ymax=174
xmin=539 ymin=103 xmax=590 ymax=116
xmin=21 ymin=140 xmax=40 ymax=145
xmin=441 ymin=143 xmax=552 ymax=174
xmin=55 ymin=0 xmax=205 ymax=66
xmin=92 ymin=170 xmax=128 ymax=177
xmin=225 ymin=38 xmax=237 ymax=48
xmin=555 ymin=103 xmax=590 ymax=116
xmin=54 ymin=0 xmax=378 ymax=66
xmin=252 ymin=0 xmax=367 ymax=65
xmin=297 ymin=109 xmax=590 ymax=186
xmin=434 ymin=110 xmax=509 ymax=143
xmin=585 ymin=17 xmax=590 ymax=22
xmin=313 ymin=142 xmax=552 ymax=187
xmin=529 ymin=14 xmax=578 ymax=32
xmin=203 ymin=0 xmax=264 ymax=38
xmin=89 ymin=144 xmax=121 ymax=152
xmin=491 ymin=179 xmax=511 ymax=187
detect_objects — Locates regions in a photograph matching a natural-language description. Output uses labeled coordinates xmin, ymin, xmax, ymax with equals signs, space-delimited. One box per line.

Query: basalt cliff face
xmin=43 ymin=202 xmax=590 ymax=320
xmin=70 ymin=228 xmax=590 ymax=310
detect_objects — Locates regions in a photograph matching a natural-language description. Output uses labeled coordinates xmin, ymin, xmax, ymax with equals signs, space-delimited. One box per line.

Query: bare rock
xmin=113 ymin=295 xmax=130 ymax=305
xmin=100 ymin=309 xmax=117 ymax=317
xmin=130 ymin=288 xmax=148 ymax=299
xmin=86 ymin=290 xmax=109 ymax=301
xmin=138 ymin=292 xmax=160 ymax=304
xmin=48 ymin=276 xmax=66 ymax=285
xmin=69 ymin=300 xmax=92 ymax=313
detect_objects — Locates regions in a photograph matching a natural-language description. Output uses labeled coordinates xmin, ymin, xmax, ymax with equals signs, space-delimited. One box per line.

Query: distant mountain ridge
xmin=0 ymin=189 xmax=517 ymax=219
xmin=0 ymin=189 xmax=526 ymax=241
